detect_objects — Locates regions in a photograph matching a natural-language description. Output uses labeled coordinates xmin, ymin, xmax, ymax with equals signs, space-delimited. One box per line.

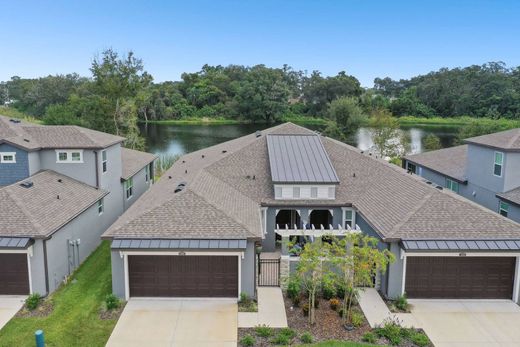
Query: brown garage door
xmin=0 ymin=253 xmax=30 ymax=295
xmin=128 ymin=255 xmax=238 ymax=297
xmin=405 ymin=256 xmax=515 ymax=299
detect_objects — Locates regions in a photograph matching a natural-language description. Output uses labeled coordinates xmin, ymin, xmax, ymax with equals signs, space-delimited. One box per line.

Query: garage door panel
xmin=0 ymin=254 xmax=30 ymax=295
xmin=405 ymin=256 xmax=515 ymax=299
xmin=128 ymin=255 xmax=238 ymax=298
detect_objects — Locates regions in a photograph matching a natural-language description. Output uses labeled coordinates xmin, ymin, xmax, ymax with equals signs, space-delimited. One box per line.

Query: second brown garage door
xmin=0 ymin=253 xmax=30 ymax=295
xmin=405 ymin=256 xmax=515 ymax=299
xmin=128 ymin=255 xmax=238 ymax=297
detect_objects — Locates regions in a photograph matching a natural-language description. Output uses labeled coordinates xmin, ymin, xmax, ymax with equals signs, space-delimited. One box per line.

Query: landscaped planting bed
xmin=238 ymin=292 xmax=432 ymax=346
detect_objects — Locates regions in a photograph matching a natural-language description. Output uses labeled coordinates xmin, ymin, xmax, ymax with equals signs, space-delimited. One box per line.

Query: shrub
xmin=362 ymin=331 xmax=377 ymax=343
xmin=336 ymin=284 xmax=346 ymax=299
xmin=350 ymin=311 xmax=364 ymax=327
xmin=105 ymin=294 xmax=120 ymax=310
xmin=411 ymin=331 xmax=430 ymax=347
xmin=254 ymin=324 xmax=272 ymax=338
xmin=375 ymin=320 xmax=403 ymax=346
xmin=240 ymin=292 xmax=248 ymax=303
xmin=287 ymin=277 xmax=301 ymax=300
xmin=25 ymin=293 xmax=41 ymax=311
xmin=338 ymin=308 xmax=345 ymax=318
xmin=322 ymin=280 xmax=336 ymax=300
xmin=292 ymin=295 xmax=301 ymax=307
xmin=300 ymin=331 xmax=313 ymax=344
xmin=395 ymin=294 xmax=409 ymax=311
xmin=271 ymin=332 xmax=291 ymax=345
xmin=240 ymin=334 xmax=255 ymax=347
xmin=279 ymin=327 xmax=296 ymax=339
xmin=329 ymin=298 xmax=340 ymax=310
xmin=302 ymin=303 xmax=310 ymax=316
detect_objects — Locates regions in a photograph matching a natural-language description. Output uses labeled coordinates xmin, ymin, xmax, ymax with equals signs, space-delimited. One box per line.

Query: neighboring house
xmin=104 ymin=123 xmax=520 ymax=303
xmin=403 ymin=128 xmax=520 ymax=223
xmin=0 ymin=115 xmax=156 ymax=295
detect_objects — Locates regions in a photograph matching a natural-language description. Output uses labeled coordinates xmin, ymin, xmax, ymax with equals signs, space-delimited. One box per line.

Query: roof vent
xmin=57 ymin=179 xmax=63 ymax=183
xmin=435 ymin=185 xmax=443 ymax=190
xmin=425 ymin=181 xmax=432 ymax=185
xmin=23 ymin=138 xmax=30 ymax=142
xmin=177 ymin=181 xmax=187 ymax=187
xmin=20 ymin=181 xmax=33 ymax=188
xmin=9 ymin=119 xmax=21 ymax=123
xmin=222 ymin=150 xmax=227 ymax=153
xmin=174 ymin=188 xmax=183 ymax=193
xmin=255 ymin=130 xmax=262 ymax=138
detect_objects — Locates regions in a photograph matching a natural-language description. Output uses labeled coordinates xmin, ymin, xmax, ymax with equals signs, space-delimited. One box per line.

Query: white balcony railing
xmin=274 ymin=223 xmax=361 ymax=237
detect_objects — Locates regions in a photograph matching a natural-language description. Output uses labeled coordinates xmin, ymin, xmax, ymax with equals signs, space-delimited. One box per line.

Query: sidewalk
xmin=238 ymin=287 xmax=288 ymax=328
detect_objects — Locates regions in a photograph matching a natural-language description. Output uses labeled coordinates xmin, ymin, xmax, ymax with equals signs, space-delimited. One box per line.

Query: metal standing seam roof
xmin=111 ymin=239 xmax=247 ymax=249
xmin=266 ymin=134 xmax=339 ymax=183
xmin=402 ymin=239 xmax=520 ymax=251
xmin=0 ymin=237 xmax=32 ymax=249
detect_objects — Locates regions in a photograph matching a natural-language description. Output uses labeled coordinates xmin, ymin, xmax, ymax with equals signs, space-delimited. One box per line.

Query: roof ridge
xmin=507 ymin=128 xmax=520 ymax=148
xmin=388 ymin=191 xmax=434 ymax=237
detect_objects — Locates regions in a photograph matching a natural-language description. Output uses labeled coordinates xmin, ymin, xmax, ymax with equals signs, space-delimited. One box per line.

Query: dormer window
xmin=0 ymin=152 xmax=16 ymax=163
xmin=494 ymin=151 xmax=503 ymax=177
xmin=56 ymin=150 xmax=83 ymax=163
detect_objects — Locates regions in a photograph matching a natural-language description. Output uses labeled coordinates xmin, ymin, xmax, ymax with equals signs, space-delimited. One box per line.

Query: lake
xmin=139 ymin=123 xmax=459 ymax=157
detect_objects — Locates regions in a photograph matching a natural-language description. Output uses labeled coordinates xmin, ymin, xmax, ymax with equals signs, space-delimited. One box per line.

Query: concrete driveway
xmin=409 ymin=299 xmax=520 ymax=347
xmin=0 ymin=296 xmax=26 ymax=330
xmin=106 ymin=298 xmax=237 ymax=347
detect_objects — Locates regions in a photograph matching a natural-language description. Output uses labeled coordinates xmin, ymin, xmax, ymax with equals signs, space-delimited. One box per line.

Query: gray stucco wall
xmin=466 ymin=144 xmax=506 ymax=193
xmin=98 ymin=145 xmax=125 ymax=225
xmin=29 ymin=240 xmax=47 ymax=295
xmin=110 ymin=241 xmax=257 ymax=299
xmin=39 ymin=149 xmax=97 ymax=187
xmin=28 ymin=151 xmax=41 ymax=175
xmin=0 ymin=144 xmax=29 ymax=185
xmin=123 ymin=166 xmax=152 ymax=211
xmin=504 ymin=152 xmax=520 ymax=192
xmin=45 ymin=199 xmax=108 ymax=292
xmin=386 ymin=242 xmax=404 ymax=299
xmin=263 ymin=206 xmax=343 ymax=252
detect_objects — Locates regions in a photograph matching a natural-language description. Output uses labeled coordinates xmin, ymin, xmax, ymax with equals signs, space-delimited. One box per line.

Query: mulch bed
xmin=99 ymin=301 xmax=127 ymax=320
xmin=16 ymin=299 xmax=54 ymax=318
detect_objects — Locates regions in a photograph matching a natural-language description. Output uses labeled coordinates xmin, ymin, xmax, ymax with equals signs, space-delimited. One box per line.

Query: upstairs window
xmin=494 ymin=151 xmax=503 ymax=177
xmin=0 ymin=152 xmax=16 ymax=163
xmin=97 ymin=198 xmax=104 ymax=215
xmin=124 ymin=178 xmax=134 ymax=200
xmin=101 ymin=150 xmax=107 ymax=173
xmin=446 ymin=178 xmax=459 ymax=193
xmin=407 ymin=162 xmax=417 ymax=174
xmin=344 ymin=209 xmax=355 ymax=228
xmin=499 ymin=201 xmax=509 ymax=217
xmin=56 ymin=150 xmax=83 ymax=163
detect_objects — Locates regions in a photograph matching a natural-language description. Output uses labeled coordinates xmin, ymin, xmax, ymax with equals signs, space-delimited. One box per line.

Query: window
xmin=0 ymin=152 xmax=16 ymax=163
xmin=499 ymin=201 xmax=509 ymax=217
xmin=145 ymin=164 xmax=149 ymax=182
xmin=446 ymin=178 xmax=459 ymax=193
xmin=344 ymin=210 xmax=354 ymax=228
xmin=494 ymin=151 xmax=503 ymax=177
xmin=124 ymin=178 xmax=134 ymax=199
xmin=102 ymin=150 xmax=107 ymax=173
xmin=407 ymin=162 xmax=417 ymax=174
xmin=56 ymin=150 xmax=83 ymax=163
xmin=97 ymin=198 xmax=104 ymax=215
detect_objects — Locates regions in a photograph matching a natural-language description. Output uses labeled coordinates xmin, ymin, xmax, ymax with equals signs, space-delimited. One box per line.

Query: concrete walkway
xmin=357 ymin=288 xmax=419 ymax=328
xmin=0 ymin=296 xmax=26 ymax=330
xmin=238 ymin=287 xmax=288 ymax=328
xmin=106 ymin=299 xmax=237 ymax=347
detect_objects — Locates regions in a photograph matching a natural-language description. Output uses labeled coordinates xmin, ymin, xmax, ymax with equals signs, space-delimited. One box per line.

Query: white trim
xmin=0 ymin=152 xmax=16 ymax=163
xmin=513 ymin=257 xmax=520 ymax=303
xmin=401 ymin=254 xmax=407 ymax=296
xmin=122 ymin=251 xmax=243 ymax=300
xmin=27 ymin=252 xmax=33 ymax=294
xmin=0 ymin=249 xmax=31 ymax=254
xmin=341 ymin=207 xmax=356 ymax=228
xmin=55 ymin=149 xmax=84 ymax=163
xmin=101 ymin=150 xmax=108 ymax=174
xmin=404 ymin=251 xmax=520 ymax=257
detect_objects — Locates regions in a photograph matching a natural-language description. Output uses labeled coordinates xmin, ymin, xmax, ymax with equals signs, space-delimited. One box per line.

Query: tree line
xmin=1 ymin=50 xmax=519 ymax=150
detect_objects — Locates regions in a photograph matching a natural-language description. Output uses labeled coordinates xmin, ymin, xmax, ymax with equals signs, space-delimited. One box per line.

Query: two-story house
xmin=104 ymin=123 xmax=520 ymax=303
xmin=403 ymin=128 xmax=520 ymax=223
xmin=0 ymin=115 xmax=156 ymax=295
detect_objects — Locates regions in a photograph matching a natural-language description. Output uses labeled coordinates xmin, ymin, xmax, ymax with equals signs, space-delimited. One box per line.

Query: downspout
xmin=43 ymin=239 xmax=50 ymax=295
xmin=94 ymin=151 xmax=100 ymax=188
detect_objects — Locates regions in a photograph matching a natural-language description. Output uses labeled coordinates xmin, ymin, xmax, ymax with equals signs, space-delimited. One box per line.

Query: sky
xmin=0 ymin=0 xmax=519 ymax=87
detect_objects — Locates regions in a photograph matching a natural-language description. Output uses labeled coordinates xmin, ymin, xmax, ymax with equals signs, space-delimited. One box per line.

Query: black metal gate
xmin=258 ymin=258 xmax=280 ymax=286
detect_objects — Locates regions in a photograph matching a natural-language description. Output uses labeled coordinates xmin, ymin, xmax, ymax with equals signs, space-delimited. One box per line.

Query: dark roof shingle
xmin=404 ymin=145 xmax=468 ymax=182
xmin=121 ymin=148 xmax=157 ymax=180
xmin=464 ymin=128 xmax=520 ymax=151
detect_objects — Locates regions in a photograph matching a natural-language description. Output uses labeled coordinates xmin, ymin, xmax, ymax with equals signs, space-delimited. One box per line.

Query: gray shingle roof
xmin=104 ymin=123 xmax=520 ymax=242
xmin=121 ymin=148 xmax=157 ymax=180
xmin=464 ymin=128 xmax=520 ymax=151
xmin=267 ymin=134 xmax=339 ymax=183
xmin=0 ymin=115 xmax=124 ymax=150
xmin=497 ymin=187 xmax=520 ymax=207
xmin=404 ymin=145 xmax=468 ymax=182
xmin=0 ymin=170 xmax=108 ymax=238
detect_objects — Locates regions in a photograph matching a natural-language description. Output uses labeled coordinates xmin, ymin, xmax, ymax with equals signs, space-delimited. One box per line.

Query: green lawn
xmin=0 ymin=241 xmax=116 ymax=347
